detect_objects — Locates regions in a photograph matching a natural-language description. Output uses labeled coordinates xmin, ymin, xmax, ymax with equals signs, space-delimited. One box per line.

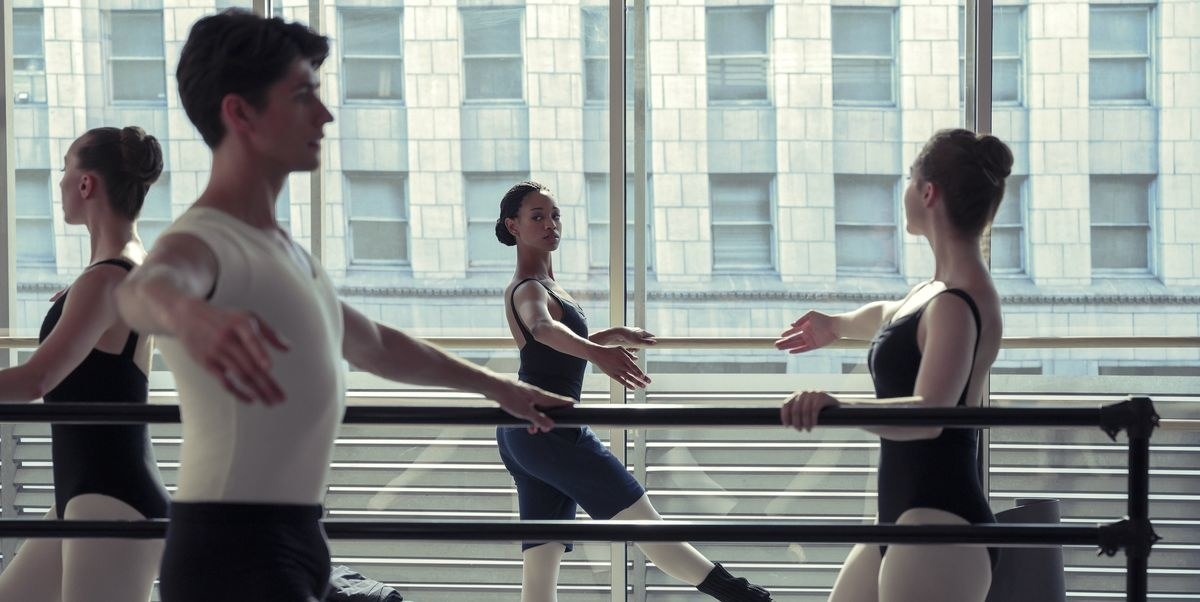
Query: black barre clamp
xmin=1097 ymin=518 xmax=1162 ymax=559
xmin=1098 ymin=396 xmax=1160 ymax=441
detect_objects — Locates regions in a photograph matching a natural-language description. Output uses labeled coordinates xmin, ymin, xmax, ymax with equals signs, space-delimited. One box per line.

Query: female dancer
xmin=0 ymin=126 xmax=168 ymax=602
xmin=776 ymin=129 xmax=1013 ymax=602
xmin=497 ymin=181 xmax=773 ymax=602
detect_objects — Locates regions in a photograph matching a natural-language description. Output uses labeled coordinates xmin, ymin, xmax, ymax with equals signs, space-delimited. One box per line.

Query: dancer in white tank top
xmin=115 ymin=10 xmax=572 ymax=602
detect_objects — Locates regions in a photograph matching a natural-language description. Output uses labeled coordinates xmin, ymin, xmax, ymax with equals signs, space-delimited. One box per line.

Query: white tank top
xmin=157 ymin=207 xmax=345 ymax=505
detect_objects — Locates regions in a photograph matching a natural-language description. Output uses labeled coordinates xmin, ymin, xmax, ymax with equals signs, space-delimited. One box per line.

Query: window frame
xmin=1089 ymin=174 xmax=1156 ymax=276
xmin=14 ymin=169 xmax=55 ymax=267
xmin=105 ymin=10 xmax=168 ymax=105
xmin=1088 ymin=4 xmax=1155 ymax=105
xmin=831 ymin=7 xmax=898 ymax=107
xmin=12 ymin=9 xmax=47 ymax=105
xmin=960 ymin=5 xmax=1025 ymax=106
xmin=709 ymin=174 xmax=777 ymax=273
xmin=990 ymin=175 xmax=1028 ymax=275
xmin=460 ymin=7 xmax=526 ymax=104
xmin=339 ymin=8 xmax=406 ymax=104
xmin=833 ymin=174 xmax=900 ymax=274
xmin=705 ymin=6 xmax=772 ymax=105
xmin=345 ymin=171 xmax=412 ymax=267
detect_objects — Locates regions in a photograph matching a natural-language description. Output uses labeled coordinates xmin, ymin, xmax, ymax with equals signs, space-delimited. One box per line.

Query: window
xmin=108 ymin=11 xmax=166 ymax=103
xmin=834 ymin=175 xmax=898 ymax=272
xmin=140 ymin=175 xmax=172 ymax=249
xmin=710 ymin=175 xmax=774 ymax=271
xmin=1089 ymin=6 xmax=1152 ymax=102
xmin=706 ymin=7 xmax=770 ymax=102
xmin=991 ymin=176 xmax=1026 ymax=273
xmin=959 ymin=6 xmax=1024 ymax=104
xmin=461 ymin=9 xmax=523 ymax=102
xmin=346 ymin=173 xmax=409 ymax=264
xmin=341 ymin=9 xmax=404 ymax=102
xmin=277 ymin=178 xmax=292 ymax=232
xmin=13 ymin=9 xmax=46 ymax=104
xmin=15 ymin=170 xmax=54 ymax=266
xmin=582 ymin=8 xmax=638 ymax=104
xmin=1090 ymin=175 xmax=1153 ymax=272
xmin=466 ymin=174 xmax=527 ymax=267
xmin=586 ymin=175 xmax=653 ymax=270
xmin=832 ymin=8 xmax=895 ymax=105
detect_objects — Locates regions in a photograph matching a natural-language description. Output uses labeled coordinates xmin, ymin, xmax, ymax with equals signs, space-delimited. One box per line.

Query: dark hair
xmin=913 ymin=128 xmax=1015 ymax=236
xmin=176 ymin=8 xmax=329 ymax=148
xmin=75 ymin=126 xmax=163 ymax=220
xmin=495 ymin=181 xmax=551 ymax=246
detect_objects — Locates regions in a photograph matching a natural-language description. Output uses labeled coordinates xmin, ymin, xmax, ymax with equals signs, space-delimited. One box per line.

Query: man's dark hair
xmin=176 ymin=9 xmax=329 ymax=148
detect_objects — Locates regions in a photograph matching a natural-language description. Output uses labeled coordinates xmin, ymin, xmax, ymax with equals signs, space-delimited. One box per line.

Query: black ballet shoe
xmin=696 ymin=562 xmax=773 ymax=602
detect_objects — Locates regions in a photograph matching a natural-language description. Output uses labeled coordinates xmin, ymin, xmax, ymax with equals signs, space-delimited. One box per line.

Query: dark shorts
xmin=497 ymin=425 xmax=646 ymax=552
xmin=160 ymin=502 xmax=330 ymax=602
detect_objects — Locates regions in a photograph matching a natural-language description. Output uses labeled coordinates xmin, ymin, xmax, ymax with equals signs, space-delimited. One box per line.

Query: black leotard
xmin=510 ymin=278 xmax=588 ymax=401
xmin=39 ymin=258 xmax=169 ymax=519
xmin=867 ymin=288 xmax=996 ymax=566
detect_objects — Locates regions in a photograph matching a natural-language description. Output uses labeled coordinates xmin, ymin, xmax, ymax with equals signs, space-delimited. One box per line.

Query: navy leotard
xmin=39 ymin=258 xmax=169 ymax=519
xmin=867 ymin=288 xmax=997 ymax=566
xmin=496 ymin=278 xmax=644 ymax=552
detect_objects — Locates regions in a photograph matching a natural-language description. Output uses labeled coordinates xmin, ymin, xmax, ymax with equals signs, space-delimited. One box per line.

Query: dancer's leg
xmin=61 ymin=494 xmax=163 ymax=602
xmin=0 ymin=507 xmax=63 ymax=602
xmin=521 ymin=543 xmax=566 ymax=602
xmin=613 ymin=495 xmax=713 ymax=585
xmin=828 ymin=543 xmax=882 ymax=602
xmin=878 ymin=508 xmax=991 ymax=602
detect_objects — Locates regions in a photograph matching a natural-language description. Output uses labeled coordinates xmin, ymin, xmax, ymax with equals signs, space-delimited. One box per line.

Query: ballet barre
xmin=0 ymin=397 xmax=1162 ymax=602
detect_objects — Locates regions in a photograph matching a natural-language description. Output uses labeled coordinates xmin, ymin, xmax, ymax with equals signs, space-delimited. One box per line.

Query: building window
xmin=959 ymin=6 xmax=1024 ymax=104
xmin=991 ymin=176 xmax=1026 ymax=273
xmin=834 ymin=175 xmax=898 ymax=272
xmin=706 ymin=7 xmax=770 ymax=102
xmin=346 ymin=173 xmax=409 ymax=264
xmin=1089 ymin=6 xmax=1152 ymax=103
xmin=582 ymin=8 xmax=638 ymax=104
xmin=108 ymin=11 xmax=166 ymax=103
xmin=832 ymin=8 xmax=895 ymax=105
xmin=16 ymin=170 xmax=54 ymax=266
xmin=461 ymin=9 xmax=523 ymax=102
xmin=1090 ymin=175 xmax=1153 ymax=272
xmin=13 ymin=9 xmax=46 ymax=105
xmin=466 ymin=173 xmax=527 ymax=267
xmin=139 ymin=174 xmax=172 ymax=249
xmin=341 ymin=9 xmax=404 ymax=102
xmin=710 ymin=175 xmax=774 ymax=271
xmin=586 ymin=175 xmax=654 ymax=270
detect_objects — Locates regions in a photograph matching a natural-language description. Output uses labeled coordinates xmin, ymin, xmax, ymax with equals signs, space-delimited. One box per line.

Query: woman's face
xmin=58 ymin=137 xmax=87 ymax=225
xmin=508 ymin=191 xmax=562 ymax=252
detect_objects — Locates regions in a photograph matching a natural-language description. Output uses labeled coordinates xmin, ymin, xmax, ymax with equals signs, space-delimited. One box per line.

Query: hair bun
xmin=495 ymin=218 xmax=517 ymax=246
xmin=974 ymin=134 xmax=1014 ymax=181
xmin=119 ymin=126 xmax=164 ymax=185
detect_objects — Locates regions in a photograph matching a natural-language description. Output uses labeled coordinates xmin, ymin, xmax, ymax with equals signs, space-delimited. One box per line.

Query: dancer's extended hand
xmin=775 ymin=311 xmax=838 ymax=354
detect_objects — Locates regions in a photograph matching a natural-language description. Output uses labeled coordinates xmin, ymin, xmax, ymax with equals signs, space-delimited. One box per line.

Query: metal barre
xmin=0 ymin=397 xmax=1161 ymax=601
xmin=0 ymin=519 xmax=1117 ymax=547
xmin=0 ymin=398 xmax=1156 ymax=435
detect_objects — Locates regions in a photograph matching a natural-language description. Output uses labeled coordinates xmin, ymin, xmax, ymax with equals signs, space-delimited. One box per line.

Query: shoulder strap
xmin=933 ymin=288 xmax=983 ymax=407
xmin=87 ymin=258 xmax=140 ymax=358
xmin=509 ymin=278 xmax=544 ymax=342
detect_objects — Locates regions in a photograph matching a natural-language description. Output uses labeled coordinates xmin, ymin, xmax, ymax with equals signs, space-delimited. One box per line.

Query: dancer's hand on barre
xmin=781 ymin=390 xmax=840 ymax=432
xmin=592 ymin=326 xmax=657 ymax=348
xmin=587 ymin=345 xmax=652 ymax=390
xmin=776 ymin=311 xmax=838 ymax=354
xmin=488 ymin=377 xmax=576 ymax=434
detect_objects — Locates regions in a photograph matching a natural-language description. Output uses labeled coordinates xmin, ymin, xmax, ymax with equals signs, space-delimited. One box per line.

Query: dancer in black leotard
xmin=497 ymin=181 xmax=773 ymax=602
xmin=775 ymin=129 xmax=1013 ymax=602
xmin=0 ymin=126 xmax=168 ymax=602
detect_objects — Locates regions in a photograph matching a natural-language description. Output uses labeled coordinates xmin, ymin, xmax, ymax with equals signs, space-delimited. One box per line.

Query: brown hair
xmin=75 ymin=126 xmax=163 ymax=220
xmin=913 ymin=128 xmax=1014 ymax=236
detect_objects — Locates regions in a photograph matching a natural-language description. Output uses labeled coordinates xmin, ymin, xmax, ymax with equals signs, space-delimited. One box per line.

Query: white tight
xmin=829 ymin=508 xmax=992 ymax=602
xmin=0 ymin=494 xmax=164 ymax=602
xmin=520 ymin=494 xmax=715 ymax=602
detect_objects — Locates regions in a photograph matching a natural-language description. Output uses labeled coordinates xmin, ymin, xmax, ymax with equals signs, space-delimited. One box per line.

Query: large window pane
xmin=1089 ymin=6 xmax=1151 ymax=102
xmin=13 ymin=9 xmax=46 ymax=104
xmin=706 ymin=8 xmax=770 ymax=102
xmin=832 ymin=8 xmax=895 ymax=104
xmin=340 ymin=9 xmax=404 ymax=102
